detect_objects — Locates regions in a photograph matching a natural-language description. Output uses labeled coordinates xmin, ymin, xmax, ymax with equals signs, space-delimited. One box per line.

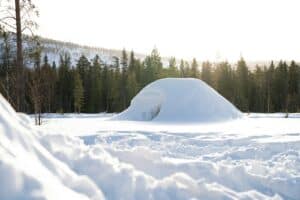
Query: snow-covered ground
xmin=1 ymin=78 xmax=300 ymax=200
xmin=32 ymin=112 xmax=300 ymax=200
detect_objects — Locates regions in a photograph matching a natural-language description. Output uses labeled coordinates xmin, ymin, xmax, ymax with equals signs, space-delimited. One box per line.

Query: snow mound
xmin=0 ymin=94 xmax=105 ymax=200
xmin=114 ymin=78 xmax=242 ymax=122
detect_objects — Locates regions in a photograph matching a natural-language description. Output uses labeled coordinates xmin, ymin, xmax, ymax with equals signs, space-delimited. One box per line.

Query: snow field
xmin=33 ymin=113 xmax=300 ymax=200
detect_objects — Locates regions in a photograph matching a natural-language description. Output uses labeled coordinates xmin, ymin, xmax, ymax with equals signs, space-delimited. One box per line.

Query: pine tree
xmin=201 ymin=61 xmax=213 ymax=86
xmin=120 ymin=49 xmax=129 ymax=109
xmin=287 ymin=61 xmax=299 ymax=112
xmin=77 ymin=55 xmax=90 ymax=80
xmin=76 ymin=55 xmax=91 ymax=112
xmin=179 ymin=59 xmax=185 ymax=77
xmin=51 ymin=61 xmax=58 ymax=112
xmin=235 ymin=57 xmax=249 ymax=111
xmin=41 ymin=55 xmax=57 ymax=112
xmin=184 ymin=61 xmax=190 ymax=77
xmin=168 ymin=57 xmax=179 ymax=77
xmin=127 ymin=51 xmax=141 ymax=105
xmin=266 ymin=61 xmax=275 ymax=112
xmin=134 ymin=58 xmax=142 ymax=85
xmin=73 ymin=71 xmax=84 ymax=113
xmin=126 ymin=72 xmax=138 ymax=105
xmin=215 ymin=62 xmax=235 ymax=103
xmin=111 ymin=56 xmax=122 ymax=112
xmin=190 ymin=58 xmax=199 ymax=78
xmin=128 ymin=50 xmax=135 ymax=73
xmin=57 ymin=53 xmax=73 ymax=113
xmin=101 ymin=64 xmax=113 ymax=112
xmin=273 ymin=61 xmax=288 ymax=112
xmin=142 ymin=48 xmax=163 ymax=86
xmin=251 ymin=66 xmax=266 ymax=112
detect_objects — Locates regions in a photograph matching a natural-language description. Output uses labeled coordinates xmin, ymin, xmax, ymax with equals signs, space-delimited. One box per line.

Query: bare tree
xmin=29 ymin=70 xmax=42 ymax=125
xmin=0 ymin=0 xmax=38 ymax=111
xmin=28 ymin=38 xmax=43 ymax=125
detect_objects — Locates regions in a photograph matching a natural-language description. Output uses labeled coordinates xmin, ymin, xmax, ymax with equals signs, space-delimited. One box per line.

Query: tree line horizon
xmin=1 ymin=36 xmax=300 ymax=115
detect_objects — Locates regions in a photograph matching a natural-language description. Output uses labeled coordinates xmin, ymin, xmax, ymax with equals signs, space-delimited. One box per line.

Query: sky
xmin=35 ymin=0 xmax=300 ymax=61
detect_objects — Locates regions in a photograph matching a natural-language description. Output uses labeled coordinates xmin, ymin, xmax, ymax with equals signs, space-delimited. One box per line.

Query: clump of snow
xmin=114 ymin=78 xmax=242 ymax=122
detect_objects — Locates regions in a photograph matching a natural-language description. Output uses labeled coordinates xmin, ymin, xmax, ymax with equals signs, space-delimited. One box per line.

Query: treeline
xmin=1 ymin=40 xmax=300 ymax=114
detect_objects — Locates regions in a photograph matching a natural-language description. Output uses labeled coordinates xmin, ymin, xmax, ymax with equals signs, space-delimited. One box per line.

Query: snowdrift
xmin=114 ymin=78 xmax=242 ymax=122
xmin=0 ymin=94 xmax=105 ymax=200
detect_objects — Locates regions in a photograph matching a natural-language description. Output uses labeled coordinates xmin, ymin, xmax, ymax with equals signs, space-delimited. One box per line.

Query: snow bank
xmin=0 ymin=94 xmax=105 ymax=200
xmin=114 ymin=78 xmax=242 ymax=122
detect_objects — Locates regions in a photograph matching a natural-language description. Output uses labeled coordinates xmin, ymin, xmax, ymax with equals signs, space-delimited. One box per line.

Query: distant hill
xmin=39 ymin=37 xmax=150 ymax=66
xmin=1 ymin=33 xmax=290 ymax=69
xmin=0 ymin=33 xmax=155 ymax=67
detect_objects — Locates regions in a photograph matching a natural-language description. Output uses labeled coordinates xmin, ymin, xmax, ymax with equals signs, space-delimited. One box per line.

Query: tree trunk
xmin=15 ymin=0 xmax=24 ymax=111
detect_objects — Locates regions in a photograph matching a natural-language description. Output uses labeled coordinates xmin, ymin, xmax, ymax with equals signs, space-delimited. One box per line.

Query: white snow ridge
xmin=0 ymin=94 xmax=105 ymax=200
xmin=114 ymin=78 xmax=242 ymax=122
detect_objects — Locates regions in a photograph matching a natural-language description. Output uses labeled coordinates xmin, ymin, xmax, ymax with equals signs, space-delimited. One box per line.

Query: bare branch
xmin=21 ymin=25 xmax=34 ymax=35
xmin=0 ymin=20 xmax=15 ymax=30
xmin=0 ymin=16 xmax=16 ymax=21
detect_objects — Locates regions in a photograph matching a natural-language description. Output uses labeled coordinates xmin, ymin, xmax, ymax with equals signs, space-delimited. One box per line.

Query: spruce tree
xmin=190 ymin=58 xmax=199 ymax=78
xmin=168 ymin=57 xmax=179 ymax=77
xmin=73 ymin=71 xmax=84 ymax=113
xmin=288 ymin=61 xmax=299 ymax=112
xmin=57 ymin=53 xmax=73 ymax=113
xmin=90 ymin=55 xmax=103 ymax=112
xmin=128 ymin=50 xmax=135 ymax=73
xmin=274 ymin=61 xmax=288 ymax=112
xmin=235 ymin=57 xmax=249 ymax=111
xmin=76 ymin=55 xmax=91 ymax=112
xmin=251 ymin=66 xmax=266 ymax=112
xmin=201 ymin=61 xmax=213 ymax=86
xmin=111 ymin=56 xmax=122 ymax=112
xmin=142 ymin=48 xmax=163 ymax=86
xmin=120 ymin=49 xmax=129 ymax=109
xmin=101 ymin=64 xmax=112 ymax=112
xmin=41 ymin=55 xmax=56 ymax=112
xmin=215 ymin=62 xmax=235 ymax=103
xmin=126 ymin=72 xmax=138 ymax=105
xmin=184 ymin=61 xmax=190 ymax=77
xmin=266 ymin=61 xmax=275 ymax=112
xmin=179 ymin=59 xmax=185 ymax=77
xmin=134 ymin=58 xmax=142 ymax=85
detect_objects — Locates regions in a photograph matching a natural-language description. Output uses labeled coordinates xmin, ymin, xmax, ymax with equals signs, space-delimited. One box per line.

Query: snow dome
xmin=114 ymin=78 xmax=242 ymax=122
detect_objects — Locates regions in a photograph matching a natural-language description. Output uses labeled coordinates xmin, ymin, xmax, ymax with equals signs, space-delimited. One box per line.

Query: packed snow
xmin=1 ymin=78 xmax=300 ymax=200
xmin=114 ymin=78 xmax=242 ymax=122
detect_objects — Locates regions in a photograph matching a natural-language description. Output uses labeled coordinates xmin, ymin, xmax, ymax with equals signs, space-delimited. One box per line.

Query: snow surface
xmin=0 ymin=95 xmax=105 ymax=200
xmin=35 ymin=113 xmax=300 ymax=200
xmin=1 ymin=85 xmax=300 ymax=200
xmin=114 ymin=78 xmax=242 ymax=122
